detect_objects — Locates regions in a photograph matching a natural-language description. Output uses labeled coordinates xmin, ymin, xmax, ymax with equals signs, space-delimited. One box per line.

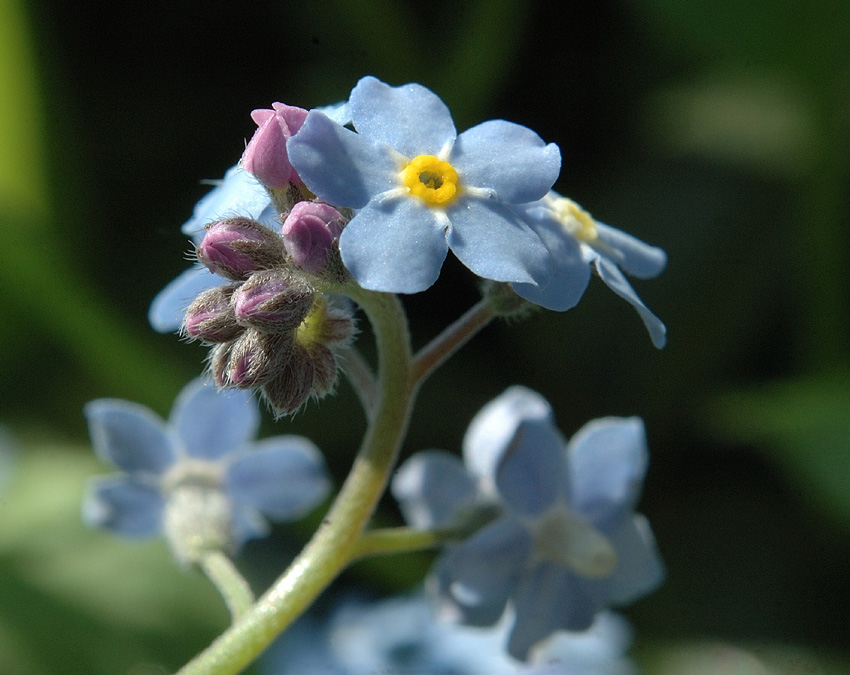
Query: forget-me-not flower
xmin=149 ymin=166 xmax=278 ymax=333
xmin=82 ymin=378 xmax=330 ymax=564
xmin=512 ymin=192 xmax=667 ymax=348
xmin=287 ymin=76 xmax=562 ymax=293
xmin=392 ymin=387 xmax=664 ymax=660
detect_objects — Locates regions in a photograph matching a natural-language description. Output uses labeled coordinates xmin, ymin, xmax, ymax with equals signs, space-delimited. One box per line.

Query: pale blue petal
xmin=288 ymin=110 xmax=397 ymax=208
xmin=230 ymin=504 xmax=271 ymax=550
xmin=84 ymin=399 xmax=176 ymax=475
xmin=392 ymin=450 xmax=477 ymax=529
xmin=315 ymin=100 xmax=350 ymax=126
xmin=452 ymin=120 xmax=560 ymax=204
xmin=224 ymin=436 xmax=330 ymax=520
xmin=568 ymin=417 xmax=648 ymax=523
xmin=508 ymin=563 xmax=597 ymax=660
xmin=594 ymin=222 xmax=667 ymax=279
xmin=339 ymin=199 xmax=448 ymax=293
xmin=437 ymin=518 xmax=531 ymax=625
xmin=446 ymin=199 xmax=550 ymax=285
xmin=148 ymin=266 xmax=223 ymax=333
xmin=512 ymin=214 xmax=591 ymax=311
xmin=349 ymin=76 xmax=456 ymax=157
xmin=82 ymin=476 xmax=164 ymax=536
xmin=593 ymin=256 xmax=667 ymax=349
xmin=463 ymin=386 xmax=553 ymax=483
xmin=181 ymin=165 xmax=275 ymax=241
xmin=495 ymin=418 xmax=566 ymax=517
xmin=606 ymin=514 xmax=665 ymax=605
xmin=170 ymin=379 xmax=259 ymax=460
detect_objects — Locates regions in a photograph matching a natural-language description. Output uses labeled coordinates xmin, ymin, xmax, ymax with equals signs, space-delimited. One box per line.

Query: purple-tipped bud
xmin=281 ymin=202 xmax=345 ymax=275
xmin=232 ymin=270 xmax=314 ymax=332
xmin=242 ymin=102 xmax=308 ymax=189
xmin=182 ymin=286 xmax=241 ymax=343
xmin=225 ymin=331 xmax=290 ymax=388
xmin=197 ymin=217 xmax=286 ymax=280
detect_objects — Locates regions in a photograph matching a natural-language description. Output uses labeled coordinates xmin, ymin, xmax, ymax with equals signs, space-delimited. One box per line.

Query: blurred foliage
xmin=1 ymin=0 xmax=849 ymax=672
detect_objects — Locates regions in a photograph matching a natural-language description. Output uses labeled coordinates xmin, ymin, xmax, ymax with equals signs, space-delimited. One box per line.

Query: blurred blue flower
xmin=263 ymin=592 xmax=636 ymax=675
xmin=512 ymin=192 xmax=667 ymax=348
xmin=149 ymin=165 xmax=278 ymax=333
xmin=82 ymin=378 xmax=330 ymax=563
xmin=392 ymin=387 xmax=664 ymax=660
xmin=287 ymin=76 xmax=561 ymax=293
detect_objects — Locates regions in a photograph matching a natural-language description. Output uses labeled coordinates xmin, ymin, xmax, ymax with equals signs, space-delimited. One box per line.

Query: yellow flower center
xmin=552 ymin=197 xmax=598 ymax=242
xmin=401 ymin=155 xmax=459 ymax=207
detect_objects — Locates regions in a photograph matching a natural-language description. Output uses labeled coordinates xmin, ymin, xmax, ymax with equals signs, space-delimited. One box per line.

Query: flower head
xmin=287 ymin=76 xmax=562 ymax=293
xmin=512 ymin=192 xmax=667 ymax=348
xmin=82 ymin=378 xmax=330 ymax=564
xmin=392 ymin=387 xmax=664 ymax=660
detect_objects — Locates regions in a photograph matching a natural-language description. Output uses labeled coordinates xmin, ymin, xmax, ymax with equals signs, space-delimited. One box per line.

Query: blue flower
xmin=149 ymin=166 xmax=278 ymax=333
xmin=287 ymin=76 xmax=562 ymax=293
xmin=392 ymin=387 xmax=664 ymax=661
xmin=511 ymin=192 xmax=667 ymax=348
xmin=82 ymin=378 xmax=330 ymax=563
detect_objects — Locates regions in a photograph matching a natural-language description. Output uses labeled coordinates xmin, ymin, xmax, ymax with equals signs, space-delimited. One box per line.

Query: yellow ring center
xmin=401 ymin=155 xmax=459 ymax=207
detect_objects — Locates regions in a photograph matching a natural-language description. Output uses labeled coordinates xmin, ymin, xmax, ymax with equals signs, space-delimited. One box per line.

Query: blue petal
xmin=495 ymin=418 xmax=566 ymax=517
xmin=82 ymin=476 xmax=164 ymax=537
xmin=463 ymin=386 xmax=553 ymax=484
xmin=148 ymin=266 xmax=223 ymax=333
xmin=339 ymin=199 xmax=449 ymax=293
xmin=84 ymin=399 xmax=176 ymax=475
xmin=224 ymin=436 xmax=330 ymax=520
xmin=229 ymin=503 xmax=271 ymax=550
xmin=170 ymin=378 xmax=259 ymax=460
xmin=606 ymin=514 xmax=665 ymax=605
xmin=349 ymin=76 xmax=456 ymax=157
xmin=452 ymin=120 xmax=560 ymax=204
xmin=315 ymin=100 xmax=351 ymax=126
xmin=436 ymin=518 xmax=531 ymax=626
xmin=288 ymin=110 xmax=397 ymax=208
xmin=391 ymin=450 xmax=477 ymax=529
xmin=595 ymin=222 xmax=667 ymax=279
xmin=182 ymin=165 xmax=276 ymax=241
xmin=508 ymin=562 xmax=597 ymax=660
xmin=512 ymin=213 xmax=591 ymax=311
xmin=593 ymin=255 xmax=667 ymax=349
xmin=446 ymin=199 xmax=550 ymax=285
xmin=568 ymin=417 xmax=648 ymax=524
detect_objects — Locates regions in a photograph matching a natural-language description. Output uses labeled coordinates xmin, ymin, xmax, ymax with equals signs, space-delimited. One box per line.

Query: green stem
xmin=199 ymin=552 xmax=255 ymax=621
xmin=410 ymin=299 xmax=495 ymax=386
xmin=177 ymin=291 xmax=413 ymax=675
xmin=352 ymin=526 xmax=463 ymax=560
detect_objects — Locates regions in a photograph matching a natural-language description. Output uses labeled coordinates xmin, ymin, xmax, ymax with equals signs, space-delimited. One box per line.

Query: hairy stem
xmin=199 ymin=552 xmax=255 ymax=621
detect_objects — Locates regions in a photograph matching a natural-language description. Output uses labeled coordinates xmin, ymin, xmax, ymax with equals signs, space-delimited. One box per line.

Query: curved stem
xmin=177 ymin=291 xmax=413 ymax=675
xmin=199 ymin=552 xmax=255 ymax=622
xmin=410 ymin=299 xmax=495 ymax=387
xmin=352 ymin=526 xmax=464 ymax=560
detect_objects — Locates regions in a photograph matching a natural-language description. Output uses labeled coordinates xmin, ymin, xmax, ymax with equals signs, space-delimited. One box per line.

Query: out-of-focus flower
xmin=82 ymin=378 xmax=330 ymax=564
xmin=392 ymin=386 xmax=664 ymax=660
xmin=287 ymin=76 xmax=561 ymax=293
xmin=512 ymin=192 xmax=667 ymax=348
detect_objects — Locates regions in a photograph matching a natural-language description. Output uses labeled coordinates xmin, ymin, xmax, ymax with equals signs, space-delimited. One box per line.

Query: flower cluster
xmin=392 ymin=387 xmax=664 ymax=660
xmin=82 ymin=378 xmax=330 ymax=564
xmin=263 ymin=593 xmax=637 ymax=675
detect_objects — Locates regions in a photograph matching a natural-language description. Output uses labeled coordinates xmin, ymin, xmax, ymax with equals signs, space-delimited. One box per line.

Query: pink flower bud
xmin=242 ymin=102 xmax=309 ymax=189
xmin=197 ymin=217 xmax=285 ymax=280
xmin=232 ymin=270 xmax=314 ymax=332
xmin=281 ymin=202 xmax=345 ymax=275
xmin=182 ymin=286 xmax=241 ymax=342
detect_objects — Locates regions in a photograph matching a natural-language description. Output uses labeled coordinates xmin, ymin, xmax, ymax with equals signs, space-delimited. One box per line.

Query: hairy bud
xmin=197 ymin=217 xmax=286 ymax=280
xmin=232 ymin=270 xmax=314 ymax=332
xmin=182 ymin=285 xmax=241 ymax=343
xmin=281 ymin=201 xmax=346 ymax=275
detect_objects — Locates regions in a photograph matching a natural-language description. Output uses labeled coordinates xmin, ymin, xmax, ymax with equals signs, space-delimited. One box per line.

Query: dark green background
xmin=1 ymin=0 xmax=848 ymax=672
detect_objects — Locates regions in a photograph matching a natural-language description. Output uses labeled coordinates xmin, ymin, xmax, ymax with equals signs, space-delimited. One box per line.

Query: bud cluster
xmin=183 ymin=215 xmax=355 ymax=416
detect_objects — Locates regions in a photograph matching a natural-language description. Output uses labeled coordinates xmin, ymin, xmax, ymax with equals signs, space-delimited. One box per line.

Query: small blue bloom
xmin=512 ymin=192 xmax=667 ymax=348
xmin=288 ymin=76 xmax=562 ymax=293
xmin=392 ymin=387 xmax=664 ymax=661
xmin=149 ymin=166 xmax=278 ymax=333
xmin=82 ymin=378 xmax=330 ymax=563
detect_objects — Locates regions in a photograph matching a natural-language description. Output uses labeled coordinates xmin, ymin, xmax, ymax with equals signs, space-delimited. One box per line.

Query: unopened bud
xmin=242 ymin=102 xmax=308 ymax=189
xmin=226 ymin=330 xmax=291 ymax=388
xmin=182 ymin=285 xmax=241 ymax=343
xmin=232 ymin=270 xmax=314 ymax=332
xmin=197 ymin=217 xmax=285 ymax=280
xmin=281 ymin=202 xmax=345 ymax=275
